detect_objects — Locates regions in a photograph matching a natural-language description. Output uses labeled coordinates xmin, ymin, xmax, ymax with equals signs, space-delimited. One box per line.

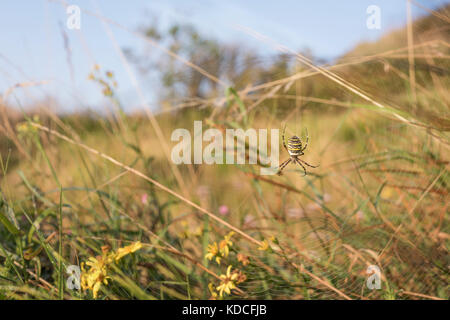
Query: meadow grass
xmin=0 ymin=4 xmax=448 ymax=300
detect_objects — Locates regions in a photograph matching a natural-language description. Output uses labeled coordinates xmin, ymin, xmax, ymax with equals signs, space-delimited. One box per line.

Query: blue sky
xmin=0 ymin=0 xmax=447 ymax=112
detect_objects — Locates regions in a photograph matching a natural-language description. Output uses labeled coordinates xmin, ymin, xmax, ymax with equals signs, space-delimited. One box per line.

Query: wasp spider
xmin=277 ymin=125 xmax=319 ymax=176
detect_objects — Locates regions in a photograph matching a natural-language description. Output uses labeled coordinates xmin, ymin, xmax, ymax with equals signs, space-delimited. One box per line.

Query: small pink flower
xmin=219 ymin=205 xmax=229 ymax=216
xmin=244 ymin=215 xmax=256 ymax=227
xmin=323 ymin=193 xmax=331 ymax=203
xmin=286 ymin=207 xmax=304 ymax=218
xmin=141 ymin=193 xmax=148 ymax=204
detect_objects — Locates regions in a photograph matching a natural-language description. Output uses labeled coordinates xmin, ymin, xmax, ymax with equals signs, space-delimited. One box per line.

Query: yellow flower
xmin=16 ymin=122 xmax=32 ymax=134
xmin=80 ymin=241 xmax=142 ymax=299
xmin=224 ymin=231 xmax=235 ymax=242
xmin=258 ymin=239 xmax=269 ymax=251
xmin=180 ymin=223 xmax=202 ymax=239
xmin=205 ymin=242 xmax=221 ymax=264
xmin=216 ymin=265 xmax=238 ymax=297
xmin=16 ymin=119 xmax=39 ymax=136
xmin=114 ymin=241 xmax=142 ymax=261
xmin=208 ymin=282 xmax=218 ymax=300
xmin=219 ymin=231 xmax=234 ymax=257
xmin=81 ymin=254 xmax=110 ymax=299
xmin=205 ymin=232 xmax=235 ymax=265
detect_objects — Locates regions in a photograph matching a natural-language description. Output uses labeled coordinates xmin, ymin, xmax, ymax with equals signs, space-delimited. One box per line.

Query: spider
xmin=277 ymin=125 xmax=319 ymax=176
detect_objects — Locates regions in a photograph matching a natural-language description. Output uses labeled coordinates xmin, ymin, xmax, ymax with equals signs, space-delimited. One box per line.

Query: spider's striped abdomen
xmin=287 ymin=136 xmax=303 ymax=156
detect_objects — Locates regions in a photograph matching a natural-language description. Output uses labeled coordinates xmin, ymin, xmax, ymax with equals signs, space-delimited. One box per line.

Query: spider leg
xmin=277 ymin=158 xmax=291 ymax=175
xmin=298 ymin=158 xmax=319 ymax=168
xmin=301 ymin=128 xmax=309 ymax=151
xmin=282 ymin=123 xmax=288 ymax=153
xmin=293 ymin=158 xmax=307 ymax=176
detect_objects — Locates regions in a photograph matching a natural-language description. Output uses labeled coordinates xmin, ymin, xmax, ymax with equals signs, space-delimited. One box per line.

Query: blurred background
xmin=1 ymin=0 xmax=447 ymax=111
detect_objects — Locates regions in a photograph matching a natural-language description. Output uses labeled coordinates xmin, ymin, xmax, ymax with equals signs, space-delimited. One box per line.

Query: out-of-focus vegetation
xmin=0 ymin=5 xmax=448 ymax=300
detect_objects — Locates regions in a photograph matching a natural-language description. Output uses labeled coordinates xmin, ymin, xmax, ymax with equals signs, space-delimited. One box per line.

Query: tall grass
xmin=0 ymin=3 xmax=448 ymax=300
